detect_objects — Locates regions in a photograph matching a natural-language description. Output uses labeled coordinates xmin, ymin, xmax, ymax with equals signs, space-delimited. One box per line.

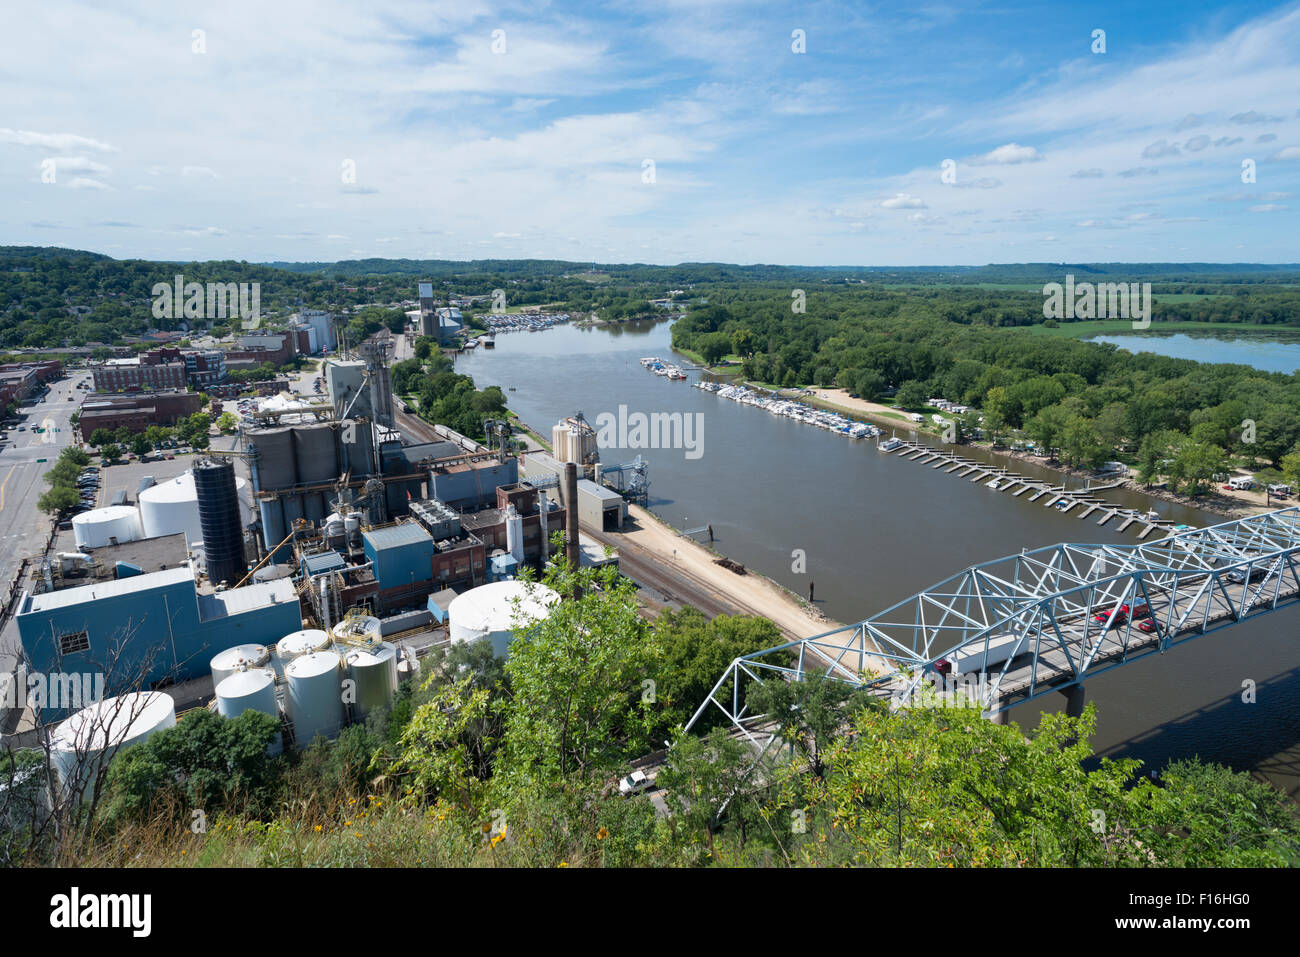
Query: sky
xmin=1 ymin=0 xmax=1298 ymax=266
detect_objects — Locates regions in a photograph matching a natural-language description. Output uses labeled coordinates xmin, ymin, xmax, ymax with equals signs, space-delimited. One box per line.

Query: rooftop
xmin=363 ymin=522 xmax=433 ymax=550
xmin=21 ymin=565 xmax=194 ymax=613
xmin=197 ymin=578 xmax=297 ymax=620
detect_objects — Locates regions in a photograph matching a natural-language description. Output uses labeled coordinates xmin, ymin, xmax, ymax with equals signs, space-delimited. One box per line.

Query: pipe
xmin=320 ymin=576 xmax=331 ymax=633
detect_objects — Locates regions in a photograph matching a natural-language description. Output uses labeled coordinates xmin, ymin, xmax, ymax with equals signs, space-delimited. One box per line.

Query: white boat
xmin=878 ymin=436 xmax=904 ymax=452
xmin=986 ymin=478 xmax=1001 ymax=490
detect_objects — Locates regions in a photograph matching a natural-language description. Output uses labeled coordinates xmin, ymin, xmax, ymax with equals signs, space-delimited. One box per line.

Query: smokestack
xmin=564 ymin=462 xmax=580 ymax=569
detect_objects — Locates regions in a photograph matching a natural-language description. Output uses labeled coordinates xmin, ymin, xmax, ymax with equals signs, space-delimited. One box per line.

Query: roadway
xmin=0 ymin=368 xmax=92 ymax=674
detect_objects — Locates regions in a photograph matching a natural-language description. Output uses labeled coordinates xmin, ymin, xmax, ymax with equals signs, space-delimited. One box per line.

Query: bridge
xmin=685 ymin=506 xmax=1300 ymax=749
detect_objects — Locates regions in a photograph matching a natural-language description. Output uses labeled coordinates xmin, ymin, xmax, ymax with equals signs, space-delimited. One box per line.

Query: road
xmin=0 ymin=368 xmax=91 ymax=672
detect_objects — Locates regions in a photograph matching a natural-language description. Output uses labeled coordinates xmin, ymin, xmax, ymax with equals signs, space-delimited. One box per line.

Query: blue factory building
xmin=363 ymin=523 xmax=435 ymax=611
xmin=16 ymin=566 xmax=301 ymax=715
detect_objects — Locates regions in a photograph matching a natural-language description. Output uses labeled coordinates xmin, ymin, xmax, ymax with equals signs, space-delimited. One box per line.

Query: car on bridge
xmin=1093 ymin=609 xmax=1127 ymax=629
xmin=1137 ymin=617 xmax=1159 ymax=634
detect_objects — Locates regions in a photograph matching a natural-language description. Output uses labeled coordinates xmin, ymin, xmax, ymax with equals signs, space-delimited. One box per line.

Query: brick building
xmin=91 ymin=358 xmax=186 ymax=393
xmin=78 ymin=391 xmax=202 ymax=440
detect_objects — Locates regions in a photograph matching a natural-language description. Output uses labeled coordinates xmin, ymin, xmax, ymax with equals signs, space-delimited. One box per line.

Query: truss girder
xmin=685 ymin=508 xmax=1300 ymax=740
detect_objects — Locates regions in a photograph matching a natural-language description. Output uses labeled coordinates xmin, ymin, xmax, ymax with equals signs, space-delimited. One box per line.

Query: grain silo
xmin=284 ymin=650 xmax=343 ymax=746
xmin=447 ymin=580 xmax=561 ymax=658
xmin=50 ymin=691 xmax=176 ymax=794
xmin=215 ymin=668 xmax=283 ymax=755
xmin=194 ymin=458 xmax=247 ymax=588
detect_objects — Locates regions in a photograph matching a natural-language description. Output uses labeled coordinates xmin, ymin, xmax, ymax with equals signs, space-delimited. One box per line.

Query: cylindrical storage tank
xmin=448 ymin=580 xmax=562 ymax=658
xmin=396 ymin=647 xmax=421 ymax=683
xmin=210 ymin=643 xmax=271 ymax=688
xmin=284 ymin=650 xmax=343 ymax=746
xmin=139 ymin=470 xmax=252 ymax=544
xmin=252 ymin=563 xmax=294 ymax=583
xmin=331 ymin=614 xmax=382 ymax=646
xmin=72 ymin=506 xmax=143 ymax=549
xmin=194 ymin=458 xmax=246 ymax=589
xmin=505 ymin=505 xmax=524 ymax=565
xmin=344 ymin=513 xmax=362 ymax=549
xmin=345 ymin=643 xmax=398 ymax=719
xmin=215 ymin=668 xmax=282 ymax=755
xmin=50 ymin=691 xmax=176 ymax=794
xmin=276 ymin=629 xmax=332 ymax=665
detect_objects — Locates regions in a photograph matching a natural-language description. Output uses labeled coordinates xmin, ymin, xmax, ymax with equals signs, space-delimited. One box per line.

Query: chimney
xmin=564 ymin=462 xmax=580 ymax=569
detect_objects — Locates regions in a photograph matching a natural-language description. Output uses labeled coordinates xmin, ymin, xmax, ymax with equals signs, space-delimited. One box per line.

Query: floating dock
xmin=883 ymin=441 xmax=1176 ymax=538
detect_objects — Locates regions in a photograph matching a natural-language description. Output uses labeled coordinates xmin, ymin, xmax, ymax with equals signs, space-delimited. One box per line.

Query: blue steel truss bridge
xmin=685 ymin=507 xmax=1300 ymax=746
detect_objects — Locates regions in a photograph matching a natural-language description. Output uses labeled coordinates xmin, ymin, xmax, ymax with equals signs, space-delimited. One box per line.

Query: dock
xmin=885 ymin=441 xmax=1177 ymax=538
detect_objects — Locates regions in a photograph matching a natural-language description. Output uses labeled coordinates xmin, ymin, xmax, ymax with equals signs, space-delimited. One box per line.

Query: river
xmin=457 ymin=320 xmax=1300 ymax=800
xmin=1089 ymin=330 xmax=1300 ymax=374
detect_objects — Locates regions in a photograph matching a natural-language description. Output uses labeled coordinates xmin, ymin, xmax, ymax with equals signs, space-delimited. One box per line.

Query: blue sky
xmin=2 ymin=0 xmax=1298 ymax=265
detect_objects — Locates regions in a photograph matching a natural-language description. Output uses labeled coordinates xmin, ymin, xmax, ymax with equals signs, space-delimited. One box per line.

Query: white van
xmin=1227 ymin=476 xmax=1254 ymax=491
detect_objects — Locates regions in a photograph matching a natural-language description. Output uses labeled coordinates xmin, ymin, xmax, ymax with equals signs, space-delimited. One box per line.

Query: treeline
xmin=673 ymin=290 xmax=1300 ymax=492
xmin=391 ymin=344 xmax=508 ymax=442
xmin=7 ymin=563 xmax=1296 ymax=868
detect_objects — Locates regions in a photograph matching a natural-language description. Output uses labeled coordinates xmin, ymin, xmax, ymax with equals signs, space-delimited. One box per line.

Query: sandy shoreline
xmin=621 ymin=503 xmax=844 ymax=640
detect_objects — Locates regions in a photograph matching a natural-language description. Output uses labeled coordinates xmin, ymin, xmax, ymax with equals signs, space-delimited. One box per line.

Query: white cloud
xmin=0 ymin=128 xmax=117 ymax=152
xmin=969 ymin=143 xmax=1041 ymax=165
xmin=881 ymin=193 xmax=927 ymax=209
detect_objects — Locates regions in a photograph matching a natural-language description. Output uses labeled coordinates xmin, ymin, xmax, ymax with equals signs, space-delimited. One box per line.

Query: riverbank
xmin=621 ymin=503 xmax=842 ymax=639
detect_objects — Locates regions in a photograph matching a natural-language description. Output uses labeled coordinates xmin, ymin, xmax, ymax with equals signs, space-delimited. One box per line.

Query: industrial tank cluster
xmin=210 ymin=614 xmax=407 ymax=750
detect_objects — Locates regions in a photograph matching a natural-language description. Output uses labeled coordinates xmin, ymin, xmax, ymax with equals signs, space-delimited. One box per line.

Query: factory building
xmin=361 ymin=521 xmax=486 ymax=613
xmin=520 ymin=450 xmax=625 ymax=530
xmin=16 ymin=567 xmax=301 ymax=717
xmin=456 ymin=483 xmax=565 ymax=577
xmin=428 ymin=456 xmax=519 ymax=510
xmin=296 ymin=309 xmax=337 ymax=353
xmin=324 ymin=358 xmax=370 ymax=421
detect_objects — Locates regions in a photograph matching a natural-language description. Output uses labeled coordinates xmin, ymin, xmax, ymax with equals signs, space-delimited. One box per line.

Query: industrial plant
xmin=11 ymin=320 xmax=643 ymax=773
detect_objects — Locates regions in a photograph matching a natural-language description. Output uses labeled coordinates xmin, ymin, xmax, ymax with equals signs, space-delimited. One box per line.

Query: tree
xmin=894 ymin=380 xmax=929 ymax=411
xmin=654 ymin=607 xmax=785 ymax=733
xmin=100 ymin=443 xmax=122 ymax=463
xmin=657 ymin=727 xmax=754 ymax=859
xmin=697 ymin=332 xmax=733 ymax=365
xmin=37 ymin=485 xmax=78 ymax=514
xmin=1168 ymin=440 xmax=1226 ymax=497
xmin=101 ymin=709 xmax=282 ymax=826
xmin=745 ymin=672 xmax=877 ymax=780
xmin=217 ymin=412 xmax=238 ymax=434
xmin=128 ymin=434 xmax=151 ymax=457
xmin=88 ymin=428 xmax=113 ymax=448
xmin=499 ymin=564 xmax=660 ymax=785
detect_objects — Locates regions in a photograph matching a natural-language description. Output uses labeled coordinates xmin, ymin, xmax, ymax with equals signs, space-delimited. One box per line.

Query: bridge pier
xmin=1060 ymin=684 xmax=1086 ymax=718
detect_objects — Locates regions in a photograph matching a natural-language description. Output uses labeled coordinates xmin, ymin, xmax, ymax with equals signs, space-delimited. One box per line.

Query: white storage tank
xmin=284 ymin=650 xmax=343 ymax=746
xmin=215 ymin=668 xmax=283 ymax=755
xmin=72 ymin=506 xmax=144 ymax=549
xmin=253 ymin=563 xmax=294 ymax=583
xmin=448 ymin=580 xmax=561 ymax=658
xmin=50 ymin=691 xmax=176 ymax=794
xmin=138 ymin=469 xmax=251 ymax=544
xmin=276 ymin=629 xmax=332 ymax=664
xmin=210 ymin=643 xmax=272 ymax=688
xmin=331 ymin=614 xmax=382 ymax=646
xmin=345 ymin=643 xmax=398 ymax=719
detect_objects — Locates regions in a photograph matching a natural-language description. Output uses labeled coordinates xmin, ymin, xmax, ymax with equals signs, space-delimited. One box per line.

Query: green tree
xmin=894 ymin=380 xmax=929 ymax=411
xmin=37 ymin=485 xmax=79 ymax=514
xmin=499 ymin=564 xmax=660 ymax=785
xmin=745 ymin=672 xmax=876 ymax=780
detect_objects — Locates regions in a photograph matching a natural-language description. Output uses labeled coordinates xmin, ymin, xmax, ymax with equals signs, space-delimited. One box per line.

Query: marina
xmin=694 ymin=380 xmax=881 ymax=438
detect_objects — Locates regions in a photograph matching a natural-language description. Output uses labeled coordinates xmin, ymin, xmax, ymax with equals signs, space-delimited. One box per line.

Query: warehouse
xmin=15 ymin=566 xmax=301 ymax=717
